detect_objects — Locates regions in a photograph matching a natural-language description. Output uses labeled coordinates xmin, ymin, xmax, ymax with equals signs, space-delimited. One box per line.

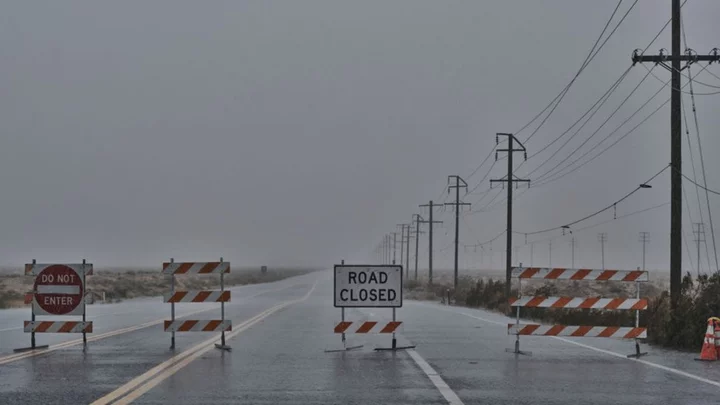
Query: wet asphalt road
xmin=2 ymin=269 xmax=720 ymax=404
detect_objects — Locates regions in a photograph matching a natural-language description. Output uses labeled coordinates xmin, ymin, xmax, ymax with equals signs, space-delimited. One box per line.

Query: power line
xmin=467 ymin=160 xmax=497 ymax=195
xmin=520 ymin=164 xmax=670 ymax=236
xmin=522 ymin=65 xmax=644 ymax=179
xmin=492 ymin=5 xmax=690 ymax=207
xmin=677 ymin=169 xmax=720 ymax=196
xmin=521 ymin=66 xmax=633 ymax=174
xmin=521 ymin=0 xmax=632 ymax=143
xmin=522 ymin=201 xmax=670 ymax=246
xmin=640 ymin=63 xmax=720 ymax=95
xmin=528 ymin=61 xmax=709 ymax=188
xmin=534 ymin=97 xmax=670 ymax=187
xmin=682 ymin=15 xmax=719 ymax=273
xmin=533 ymin=70 xmax=669 ymax=185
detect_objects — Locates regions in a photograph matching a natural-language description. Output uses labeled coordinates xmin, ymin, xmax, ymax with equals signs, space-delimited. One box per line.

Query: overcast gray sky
xmin=1 ymin=1 xmax=719 ymax=273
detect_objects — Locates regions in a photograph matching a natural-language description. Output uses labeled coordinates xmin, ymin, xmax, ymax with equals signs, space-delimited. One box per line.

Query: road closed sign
xmin=334 ymin=265 xmax=402 ymax=308
xmin=32 ymin=264 xmax=85 ymax=316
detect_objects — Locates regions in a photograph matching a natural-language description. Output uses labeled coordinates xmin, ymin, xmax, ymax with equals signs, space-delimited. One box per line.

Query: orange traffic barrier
xmin=696 ymin=318 xmax=717 ymax=361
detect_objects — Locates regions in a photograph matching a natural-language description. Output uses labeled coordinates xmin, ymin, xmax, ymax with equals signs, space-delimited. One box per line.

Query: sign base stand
xmin=214 ymin=344 xmax=232 ymax=352
xmin=626 ymin=341 xmax=648 ymax=359
xmin=13 ymin=345 xmax=49 ymax=353
xmin=325 ymin=344 xmax=364 ymax=353
xmin=505 ymin=339 xmax=532 ymax=356
xmin=374 ymin=338 xmax=416 ymax=352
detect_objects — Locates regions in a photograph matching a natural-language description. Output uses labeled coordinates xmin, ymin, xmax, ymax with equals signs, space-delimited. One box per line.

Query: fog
xmin=1 ymin=1 xmax=718 ymax=274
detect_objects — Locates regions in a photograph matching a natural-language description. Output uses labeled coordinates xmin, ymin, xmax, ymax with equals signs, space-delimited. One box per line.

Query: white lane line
xmin=414 ymin=301 xmax=720 ymax=389
xmin=92 ymin=280 xmax=319 ymax=405
xmin=407 ymin=349 xmax=465 ymax=405
xmin=552 ymin=337 xmax=720 ymax=389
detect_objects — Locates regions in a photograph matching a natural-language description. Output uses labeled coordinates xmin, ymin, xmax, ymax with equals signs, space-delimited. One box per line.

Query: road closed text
xmin=334 ymin=265 xmax=402 ymax=308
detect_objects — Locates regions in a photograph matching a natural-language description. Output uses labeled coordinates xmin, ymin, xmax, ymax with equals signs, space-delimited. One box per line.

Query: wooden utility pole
xmin=491 ymin=133 xmax=529 ymax=299
xmin=446 ymin=176 xmax=470 ymax=290
xmin=413 ymin=214 xmax=424 ymax=281
xmin=631 ymin=0 xmax=719 ymax=308
xmin=419 ymin=201 xmax=443 ymax=285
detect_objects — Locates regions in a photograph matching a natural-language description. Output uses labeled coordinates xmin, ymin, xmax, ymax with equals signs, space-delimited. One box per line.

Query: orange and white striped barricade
xmin=333 ymin=321 xmax=403 ymax=334
xmin=15 ymin=259 xmax=93 ymax=353
xmin=327 ymin=261 xmax=411 ymax=352
xmin=163 ymin=258 xmax=231 ymax=351
xmin=507 ymin=267 xmax=649 ymax=358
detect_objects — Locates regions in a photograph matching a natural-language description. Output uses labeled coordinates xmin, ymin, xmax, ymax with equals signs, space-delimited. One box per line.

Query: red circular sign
xmin=33 ymin=265 xmax=83 ymax=315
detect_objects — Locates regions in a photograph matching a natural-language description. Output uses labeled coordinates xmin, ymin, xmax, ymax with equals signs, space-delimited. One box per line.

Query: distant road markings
xmin=0 ymin=283 xmax=299 ymax=365
xmin=413 ymin=301 xmax=720 ymax=389
xmin=91 ymin=281 xmax=317 ymax=405
xmin=407 ymin=349 xmax=465 ymax=405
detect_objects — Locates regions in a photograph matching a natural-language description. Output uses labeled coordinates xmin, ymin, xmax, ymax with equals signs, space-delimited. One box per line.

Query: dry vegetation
xmin=0 ymin=267 xmax=318 ymax=309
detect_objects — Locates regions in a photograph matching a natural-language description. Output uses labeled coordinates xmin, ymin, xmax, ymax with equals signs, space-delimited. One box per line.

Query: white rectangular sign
xmin=334 ymin=265 xmax=402 ymax=308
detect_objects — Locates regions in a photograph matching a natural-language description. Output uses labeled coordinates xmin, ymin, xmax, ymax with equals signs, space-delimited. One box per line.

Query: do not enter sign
xmin=33 ymin=264 xmax=85 ymax=316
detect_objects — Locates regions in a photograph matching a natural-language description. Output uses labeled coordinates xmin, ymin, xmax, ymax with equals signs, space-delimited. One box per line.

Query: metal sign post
xmin=326 ymin=260 xmax=362 ymax=352
xmin=170 ymin=258 xmax=176 ymax=350
xmin=82 ymin=259 xmax=87 ymax=349
xmin=627 ymin=278 xmax=648 ymax=359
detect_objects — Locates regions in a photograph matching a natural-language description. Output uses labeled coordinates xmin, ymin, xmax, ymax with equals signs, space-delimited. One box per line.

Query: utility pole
xmin=392 ymin=232 xmax=398 ymax=265
xmin=598 ymin=233 xmax=608 ymax=270
xmin=639 ymin=232 xmax=650 ymax=271
xmin=397 ymin=224 xmax=408 ymax=268
xmin=631 ymin=1 xmax=719 ymax=308
xmin=549 ymin=240 xmax=552 ymax=267
xmin=571 ymin=236 xmax=576 ymax=268
xmin=383 ymin=234 xmax=388 ymax=264
xmin=419 ymin=201 xmax=443 ymax=285
xmin=491 ymin=133 xmax=530 ymax=298
xmin=413 ymin=214 xmax=424 ymax=281
xmin=530 ymin=242 xmax=534 ymax=267
xmin=404 ymin=224 xmax=412 ymax=278
xmin=445 ymin=176 xmax=471 ymax=290
xmin=693 ymin=223 xmax=706 ymax=276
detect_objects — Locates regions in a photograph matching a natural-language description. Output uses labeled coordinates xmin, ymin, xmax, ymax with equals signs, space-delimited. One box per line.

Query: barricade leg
xmin=324 ymin=307 xmax=363 ymax=353
xmin=505 ymin=275 xmax=531 ymax=356
xmin=375 ymin=308 xmax=416 ymax=351
xmin=14 ymin=259 xmax=49 ymax=353
xmin=627 ymin=281 xmax=648 ymax=358
xmin=215 ymin=260 xmax=232 ymax=352
xmin=82 ymin=259 xmax=88 ymax=351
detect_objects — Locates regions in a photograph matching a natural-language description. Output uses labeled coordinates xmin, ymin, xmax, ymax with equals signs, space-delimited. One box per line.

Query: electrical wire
xmin=522 ymin=65 xmax=641 ymax=179
xmin=467 ymin=160 xmax=497 ymax=195
xmin=682 ymin=14 xmax=719 ymax=273
xmin=640 ymin=63 xmax=720 ymax=95
xmin=520 ymin=66 xmax=632 ymax=170
xmin=528 ymin=61 xmax=710 ymax=188
xmin=677 ymin=170 xmax=720 ymax=197
xmin=523 ymin=201 xmax=669 ymax=246
xmin=514 ymin=3 xmax=690 ymax=189
xmin=519 ymin=164 xmax=669 ymax=236
xmin=521 ymin=0 xmax=631 ymax=143
xmin=533 ymin=94 xmax=670 ymax=187
xmin=682 ymin=182 xmax=697 ymax=275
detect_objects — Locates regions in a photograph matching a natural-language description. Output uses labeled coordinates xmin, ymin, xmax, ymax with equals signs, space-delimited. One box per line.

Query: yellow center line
xmin=93 ymin=280 xmax=317 ymax=405
xmin=0 ymin=283 xmax=300 ymax=365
